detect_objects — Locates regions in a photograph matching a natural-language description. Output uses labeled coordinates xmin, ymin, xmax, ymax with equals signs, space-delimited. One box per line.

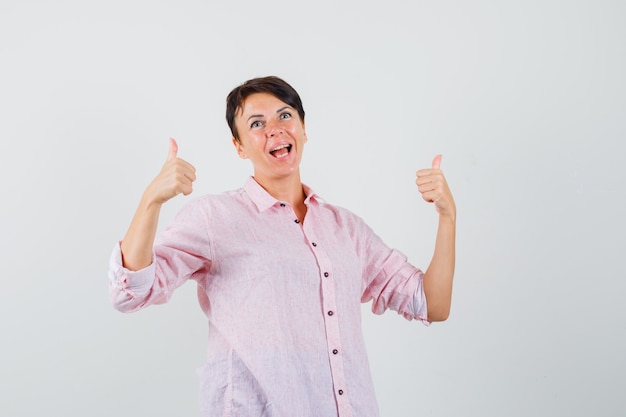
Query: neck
xmin=253 ymin=172 xmax=306 ymax=207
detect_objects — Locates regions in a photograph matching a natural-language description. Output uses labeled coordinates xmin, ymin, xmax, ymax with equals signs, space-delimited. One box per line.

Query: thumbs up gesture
xmin=145 ymin=138 xmax=197 ymax=206
xmin=416 ymin=154 xmax=455 ymax=218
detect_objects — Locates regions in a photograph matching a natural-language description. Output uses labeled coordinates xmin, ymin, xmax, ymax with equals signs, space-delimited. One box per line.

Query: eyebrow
xmin=246 ymin=106 xmax=292 ymax=122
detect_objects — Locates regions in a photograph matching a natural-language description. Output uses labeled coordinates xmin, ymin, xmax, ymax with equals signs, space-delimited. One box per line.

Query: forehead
xmin=237 ymin=93 xmax=290 ymax=118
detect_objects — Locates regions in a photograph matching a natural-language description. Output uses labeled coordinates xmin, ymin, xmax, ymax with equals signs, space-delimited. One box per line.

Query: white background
xmin=1 ymin=1 xmax=624 ymax=416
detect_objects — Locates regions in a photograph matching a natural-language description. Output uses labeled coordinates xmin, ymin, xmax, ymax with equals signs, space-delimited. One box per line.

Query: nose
xmin=265 ymin=120 xmax=283 ymax=137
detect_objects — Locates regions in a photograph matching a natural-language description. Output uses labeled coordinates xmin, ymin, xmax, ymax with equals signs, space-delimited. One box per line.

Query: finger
xmin=416 ymin=166 xmax=442 ymax=178
xmin=425 ymin=195 xmax=438 ymax=204
xmin=181 ymin=183 xmax=194 ymax=196
xmin=167 ymin=137 xmax=178 ymax=161
xmin=181 ymin=166 xmax=197 ymax=183
xmin=182 ymin=161 xmax=197 ymax=177
xmin=178 ymin=174 xmax=194 ymax=196
xmin=415 ymin=175 xmax=438 ymax=185
xmin=177 ymin=161 xmax=197 ymax=181
xmin=432 ymin=154 xmax=442 ymax=169
xmin=417 ymin=182 xmax=439 ymax=194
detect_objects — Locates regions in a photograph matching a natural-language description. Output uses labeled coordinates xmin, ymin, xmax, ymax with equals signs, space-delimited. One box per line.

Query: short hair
xmin=226 ymin=76 xmax=305 ymax=142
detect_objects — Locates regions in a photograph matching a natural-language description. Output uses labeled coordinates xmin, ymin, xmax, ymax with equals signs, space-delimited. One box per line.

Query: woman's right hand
xmin=120 ymin=138 xmax=196 ymax=271
xmin=144 ymin=138 xmax=197 ymax=206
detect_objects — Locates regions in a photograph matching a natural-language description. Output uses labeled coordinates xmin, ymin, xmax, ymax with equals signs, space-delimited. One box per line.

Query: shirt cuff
xmin=414 ymin=273 xmax=431 ymax=326
xmin=108 ymin=242 xmax=156 ymax=297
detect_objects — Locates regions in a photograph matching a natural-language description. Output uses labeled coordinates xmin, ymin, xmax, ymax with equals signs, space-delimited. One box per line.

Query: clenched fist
xmin=145 ymin=138 xmax=197 ymax=206
xmin=415 ymin=154 xmax=455 ymax=219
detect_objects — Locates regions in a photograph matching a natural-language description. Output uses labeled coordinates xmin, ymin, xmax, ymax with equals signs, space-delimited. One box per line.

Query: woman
xmin=109 ymin=76 xmax=456 ymax=417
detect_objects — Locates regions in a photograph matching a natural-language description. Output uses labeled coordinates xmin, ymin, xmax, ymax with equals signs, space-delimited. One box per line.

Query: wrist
xmin=140 ymin=188 xmax=164 ymax=212
xmin=439 ymin=211 xmax=456 ymax=225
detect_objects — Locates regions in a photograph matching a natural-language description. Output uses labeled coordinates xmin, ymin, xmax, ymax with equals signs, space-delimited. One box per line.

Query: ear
xmin=232 ymin=137 xmax=248 ymax=159
xmin=302 ymin=122 xmax=308 ymax=144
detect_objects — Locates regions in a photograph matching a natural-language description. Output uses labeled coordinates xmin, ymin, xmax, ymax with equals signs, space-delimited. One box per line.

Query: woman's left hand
xmin=416 ymin=155 xmax=456 ymax=219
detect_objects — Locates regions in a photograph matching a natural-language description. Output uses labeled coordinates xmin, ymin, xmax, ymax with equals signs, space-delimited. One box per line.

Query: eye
xmin=250 ymin=120 xmax=263 ymax=129
xmin=279 ymin=112 xmax=292 ymax=120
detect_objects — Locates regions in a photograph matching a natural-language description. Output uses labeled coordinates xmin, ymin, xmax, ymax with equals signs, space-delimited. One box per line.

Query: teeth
xmin=271 ymin=144 xmax=290 ymax=152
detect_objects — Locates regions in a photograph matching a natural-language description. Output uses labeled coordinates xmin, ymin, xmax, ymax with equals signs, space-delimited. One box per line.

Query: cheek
xmin=288 ymin=125 xmax=305 ymax=138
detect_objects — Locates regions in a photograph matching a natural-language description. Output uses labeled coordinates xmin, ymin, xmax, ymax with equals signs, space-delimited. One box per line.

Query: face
xmin=233 ymin=92 xmax=307 ymax=182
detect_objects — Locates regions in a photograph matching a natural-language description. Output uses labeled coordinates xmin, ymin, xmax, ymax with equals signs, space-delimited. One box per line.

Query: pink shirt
xmin=109 ymin=177 xmax=428 ymax=417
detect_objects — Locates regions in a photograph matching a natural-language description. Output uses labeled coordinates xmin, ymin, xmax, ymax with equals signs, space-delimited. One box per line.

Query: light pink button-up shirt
xmin=109 ymin=177 xmax=428 ymax=417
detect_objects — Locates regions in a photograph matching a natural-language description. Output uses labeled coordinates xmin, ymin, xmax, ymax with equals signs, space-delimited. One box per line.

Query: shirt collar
xmin=243 ymin=176 xmax=323 ymax=213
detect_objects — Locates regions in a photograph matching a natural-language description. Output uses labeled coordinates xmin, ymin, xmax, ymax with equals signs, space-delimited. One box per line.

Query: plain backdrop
xmin=1 ymin=1 xmax=624 ymax=416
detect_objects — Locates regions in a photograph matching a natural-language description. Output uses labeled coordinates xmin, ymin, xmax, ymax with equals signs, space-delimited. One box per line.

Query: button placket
xmin=319 ymin=270 xmax=348 ymax=408
xmin=301 ymin=217 xmax=352 ymax=416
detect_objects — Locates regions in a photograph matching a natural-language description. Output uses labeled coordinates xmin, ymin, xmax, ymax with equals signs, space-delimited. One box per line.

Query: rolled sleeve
xmin=107 ymin=198 xmax=212 ymax=313
xmin=413 ymin=272 xmax=430 ymax=326
xmin=353 ymin=212 xmax=430 ymax=325
xmin=108 ymin=242 xmax=159 ymax=312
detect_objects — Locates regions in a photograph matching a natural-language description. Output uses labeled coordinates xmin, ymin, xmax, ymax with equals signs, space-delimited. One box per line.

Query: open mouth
xmin=269 ymin=144 xmax=292 ymax=159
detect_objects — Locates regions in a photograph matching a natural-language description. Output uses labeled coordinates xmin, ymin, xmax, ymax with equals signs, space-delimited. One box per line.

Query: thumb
xmin=432 ymin=154 xmax=442 ymax=169
xmin=167 ymin=137 xmax=178 ymax=161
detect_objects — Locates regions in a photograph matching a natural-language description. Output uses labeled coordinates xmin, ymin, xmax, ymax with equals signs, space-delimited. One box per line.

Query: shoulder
xmin=175 ymin=187 xmax=249 ymax=219
xmin=191 ymin=189 xmax=243 ymax=206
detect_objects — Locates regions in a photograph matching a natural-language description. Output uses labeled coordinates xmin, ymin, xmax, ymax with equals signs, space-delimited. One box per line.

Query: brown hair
xmin=226 ymin=76 xmax=305 ymax=142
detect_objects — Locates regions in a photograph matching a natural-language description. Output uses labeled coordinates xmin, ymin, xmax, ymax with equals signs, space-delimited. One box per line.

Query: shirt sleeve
xmin=108 ymin=198 xmax=212 ymax=313
xmin=351 ymin=213 xmax=430 ymax=325
xmin=412 ymin=272 xmax=430 ymax=325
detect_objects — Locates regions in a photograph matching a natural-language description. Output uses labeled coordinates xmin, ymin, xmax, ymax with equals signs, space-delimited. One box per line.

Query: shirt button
xmin=312 ymin=242 xmax=317 ymax=247
xmin=324 ymin=272 xmax=329 ymax=278
xmin=294 ymin=219 xmax=300 ymax=224
xmin=338 ymin=389 xmax=344 ymax=395
xmin=332 ymin=349 xmax=338 ymax=355
xmin=327 ymin=310 xmax=334 ymax=316
xmin=280 ymin=203 xmax=286 ymax=207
